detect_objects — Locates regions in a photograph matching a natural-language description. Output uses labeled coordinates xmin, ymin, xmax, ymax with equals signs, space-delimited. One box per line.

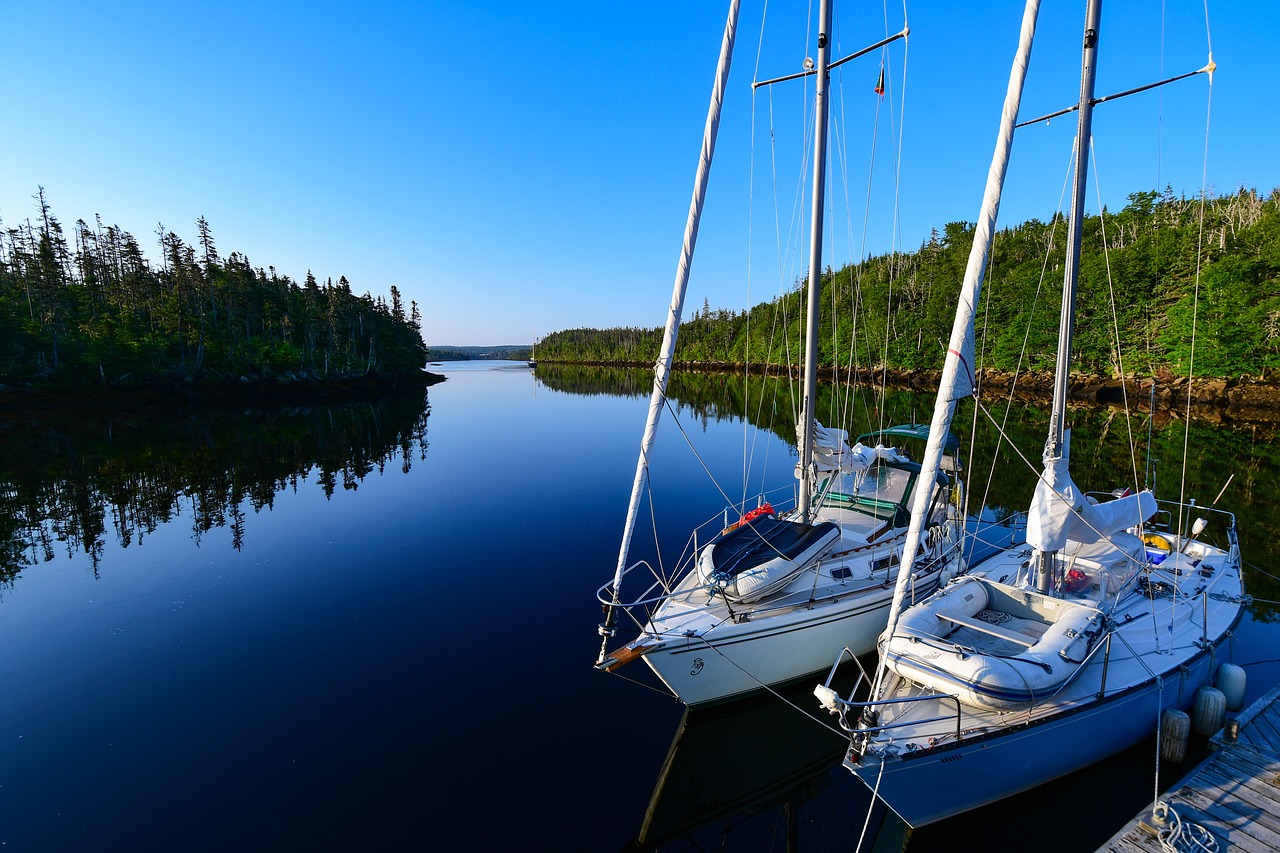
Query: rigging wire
xmin=692 ymin=636 xmax=852 ymax=738
xmin=751 ymin=5 xmax=912 ymax=513
xmin=1178 ymin=28 xmax=1216 ymax=546
xmin=1151 ymin=0 xmax=1221 ymax=799
xmin=758 ymin=12 xmax=810 ymax=508
xmin=747 ymin=43 xmax=791 ymax=509
xmin=854 ymin=758 xmax=887 ymax=853
xmin=1088 ymin=134 xmax=1181 ymax=650
xmin=871 ymin=2 xmax=909 ymax=439
xmin=828 ymin=6 xmax=904 ymax=458
xmin=966 ymin=239 xmax=1000 ymax=526
xmin=1088 ymin=141 xmax=1144 ymax=495
xmin=1144 ymin=3 xmax=1168 ymax=494
xmin=740 ymin=3 xmax=771 ymax=514
xmin=971 ymin=398 xmax=1151 ymax=577
xmin=828 ymin=10 xmax=856 ymax=435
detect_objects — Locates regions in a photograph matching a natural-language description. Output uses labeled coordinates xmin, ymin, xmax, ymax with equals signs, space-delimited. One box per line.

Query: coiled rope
xmin=1152 ymin=800 xmax=1219 ymax=852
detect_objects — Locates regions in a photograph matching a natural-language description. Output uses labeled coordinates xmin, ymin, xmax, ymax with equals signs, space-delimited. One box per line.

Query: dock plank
xmin=1200 ymin=748 xmax=1280 ymax=791
xmin=1100 ymin=684 xmax=1280 ymax=853
xmin=1223 ymin=682 xmax=1280 ymax=734
xmin=1181 ymin=764 xmax=1280 ymax=829
xmin=1101 ymin=832 xmax=1156 ymax=853
xmin=1173 ymin=786 xmax=1279 ymax=852
xmin=1208 ymin=744 xmax=1280 ymax=786
xmin=1192 ymin=767 xmax=1280 ymax=833
xmin=1246 ymin=709 xmax=1280 ymax=750
xmin=1240 ymin=728 xmax=1269 ymax=752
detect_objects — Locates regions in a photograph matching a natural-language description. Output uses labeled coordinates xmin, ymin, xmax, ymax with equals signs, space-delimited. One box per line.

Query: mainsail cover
xmin=1027 ymin=432 xmax=1157 ymax=551
xmin=809 ymin=423 xmax=908 ymax=475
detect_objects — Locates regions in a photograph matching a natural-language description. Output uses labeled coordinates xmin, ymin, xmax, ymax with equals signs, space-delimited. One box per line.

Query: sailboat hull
xmin=830 ymin=0 xmax=1242 ymax=832
xmin=617 ymin=515 xmax=1010 ymax=706
xmin=850 ymin=642 xmax=1225 ymax=827
xmin=642 ymin=570 xmax=944 ymax=706
xmin=847 ymin=533 xmax=1244 ymax=826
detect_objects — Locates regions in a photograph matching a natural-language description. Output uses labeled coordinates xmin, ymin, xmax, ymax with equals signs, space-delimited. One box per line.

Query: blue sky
xmin=2 ymin=2 xmax=1276 ymax=347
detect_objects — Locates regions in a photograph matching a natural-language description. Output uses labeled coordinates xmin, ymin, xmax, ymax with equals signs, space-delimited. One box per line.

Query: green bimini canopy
xmin=856 ymin=423 xmax=959 ymax=455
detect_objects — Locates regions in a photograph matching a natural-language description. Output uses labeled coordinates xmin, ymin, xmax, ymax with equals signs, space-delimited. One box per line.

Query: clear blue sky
xmin=2 ymin=2 xmax=1275 ymax=347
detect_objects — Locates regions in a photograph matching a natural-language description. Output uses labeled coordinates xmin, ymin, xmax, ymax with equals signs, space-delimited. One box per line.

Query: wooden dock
xmin=1099 ymin=681 xmax=1280 ymax=852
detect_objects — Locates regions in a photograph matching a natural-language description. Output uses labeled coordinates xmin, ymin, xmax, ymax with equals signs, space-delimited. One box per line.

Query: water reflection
xmin=0 ymin=362 xmax=1273 ymax=849
xmin=536 ymin=364 xmax=1280 ymax=620
xmin=630 ymin=672 xmax=907 ymax=851
xmin=0 ymin=389 xmax=430 ymax=583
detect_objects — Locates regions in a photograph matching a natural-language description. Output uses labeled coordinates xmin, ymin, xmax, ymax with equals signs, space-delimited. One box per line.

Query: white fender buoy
xmin=1216 ymin=663 xmax=1247 ymax=712
xmin=1193 ymin=686 xmax=1227 ymax=737
xmin=1160 ymin=709 xmax=1190 ymax=762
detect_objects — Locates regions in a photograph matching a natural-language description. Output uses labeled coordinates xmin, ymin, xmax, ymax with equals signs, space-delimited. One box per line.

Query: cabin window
xmin=862 ymin=464 xmax=911 ymax=505
xmin=821 ymin=463 xmax=920 ymax=523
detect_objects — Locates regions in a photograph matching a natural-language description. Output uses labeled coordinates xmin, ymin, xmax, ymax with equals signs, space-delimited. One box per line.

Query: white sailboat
xmin=813 ymin=0 xmax=1247 ymax=827
xmin=593 ymin=2 xmax=971 ymax=707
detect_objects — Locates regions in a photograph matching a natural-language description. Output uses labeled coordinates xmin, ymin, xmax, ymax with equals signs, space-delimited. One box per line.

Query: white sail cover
xmin=1027 ymin=432 xmax=1157 ymax=551
xmin=812 ymin=424 xmax=855 ymax=473
xmin=808 ymin=423 xmax=907 ymax=474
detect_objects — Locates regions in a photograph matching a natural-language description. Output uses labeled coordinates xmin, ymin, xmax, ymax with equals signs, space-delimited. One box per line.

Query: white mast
xmin=599 ymin=0 xmax=741 ymax=660
xmin=797 ymin=0 xmax=834 ymax=522
xmin=872 ymin=0 xmax=1042 ymax=697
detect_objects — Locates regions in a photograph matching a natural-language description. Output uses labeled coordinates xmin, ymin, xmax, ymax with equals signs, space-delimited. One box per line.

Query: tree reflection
xmin=0 ymin=390 xmax=430 ymax=583
xmin=534 ymin=363 xmax=1280 ymax=621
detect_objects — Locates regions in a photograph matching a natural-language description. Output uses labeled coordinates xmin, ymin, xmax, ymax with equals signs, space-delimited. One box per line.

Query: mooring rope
xmin=1152 ymin=800 xmax=1219 ymax=852
xmin=854 ymin=755 xmax=887 ymax=853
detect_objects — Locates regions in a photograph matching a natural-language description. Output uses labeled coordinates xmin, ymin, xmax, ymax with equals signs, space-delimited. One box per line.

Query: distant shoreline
xmin=0 ymin=370 xmax=446 ymax=419
xmin=534 ymin=359 xmax=1280 ymax=422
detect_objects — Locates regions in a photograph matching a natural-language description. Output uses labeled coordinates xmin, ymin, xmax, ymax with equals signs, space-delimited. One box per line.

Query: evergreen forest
xmin=0 ymin=189 xmax=428 ymax=388
xmin=536 ymin=187 xmax=1280 ymax=380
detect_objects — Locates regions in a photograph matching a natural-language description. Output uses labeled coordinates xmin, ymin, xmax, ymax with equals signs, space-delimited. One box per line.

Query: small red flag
xmin=874 ymin=67 xmax=885 ymax=96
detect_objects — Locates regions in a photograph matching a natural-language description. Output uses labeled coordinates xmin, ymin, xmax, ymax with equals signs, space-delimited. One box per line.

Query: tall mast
xmin=797 ymin=0 xmax=833 ymax=521
xmin=1035 ymin=0 xmax=1101 ymax=592
xmin=599 ymin=0 xmax=741 ymax=661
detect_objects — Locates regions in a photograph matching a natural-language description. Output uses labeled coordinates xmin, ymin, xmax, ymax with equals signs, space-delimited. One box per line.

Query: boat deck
xmin=647 ymin=525 xmax=909 ymax=635
xmin=1099 ymin=681 xmax=1280 ymax=853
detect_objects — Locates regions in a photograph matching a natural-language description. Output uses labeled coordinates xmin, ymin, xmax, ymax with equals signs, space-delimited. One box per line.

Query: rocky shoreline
xmin=967 ymin=368 xmax=1280 ymax=422
xmin=539 ymin=359 xmax=1280 ymax=425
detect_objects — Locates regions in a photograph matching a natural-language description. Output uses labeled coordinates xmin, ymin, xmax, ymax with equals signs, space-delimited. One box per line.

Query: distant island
xmin=0 ymin=189 xmax=433 ymax=407
xmin=424 ymin=345 xmax=532 ymax=362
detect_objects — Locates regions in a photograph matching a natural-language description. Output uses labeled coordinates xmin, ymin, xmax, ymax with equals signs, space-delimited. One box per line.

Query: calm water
xmin=1 ymin=361 xmax=1276 ymax=851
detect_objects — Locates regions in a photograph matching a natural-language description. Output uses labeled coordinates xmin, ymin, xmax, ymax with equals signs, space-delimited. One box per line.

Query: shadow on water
xmin=626 ymin=668 xmax=910 ymax=853
xmin=0 ymin=388 xmax=431 ymax=585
